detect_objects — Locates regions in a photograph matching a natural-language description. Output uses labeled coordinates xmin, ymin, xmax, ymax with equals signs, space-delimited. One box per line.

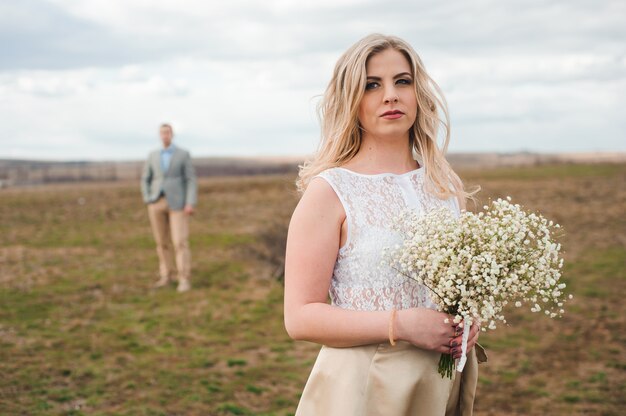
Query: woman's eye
xmin=365 ymin=82 xmax=379 ymax=90
xmin=397 ymin=78 xmax=412 ymax=85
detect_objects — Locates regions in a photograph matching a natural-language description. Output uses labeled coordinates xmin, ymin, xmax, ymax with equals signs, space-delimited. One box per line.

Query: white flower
xmin=381 ymin=197 xmax=570 ymax=336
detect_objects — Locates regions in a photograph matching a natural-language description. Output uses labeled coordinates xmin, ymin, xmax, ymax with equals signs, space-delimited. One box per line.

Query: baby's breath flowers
xmin=382 ymin=196 xmax=572 ymax=378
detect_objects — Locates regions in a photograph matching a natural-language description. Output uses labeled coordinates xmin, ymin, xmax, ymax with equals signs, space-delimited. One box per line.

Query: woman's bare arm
xmin=283 ymin=177 xmax=393 ymax=347
xmin=283 ymin=177 xmax=467 ymax=353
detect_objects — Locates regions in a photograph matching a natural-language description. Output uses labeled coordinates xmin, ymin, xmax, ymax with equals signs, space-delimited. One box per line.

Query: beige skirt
xmin=295 ymin=340 xmax=488 ymax=416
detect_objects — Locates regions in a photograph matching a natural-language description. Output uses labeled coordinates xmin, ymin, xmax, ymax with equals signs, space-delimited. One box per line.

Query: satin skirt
xmin=295 ymin=340 xmax=488 ymax=416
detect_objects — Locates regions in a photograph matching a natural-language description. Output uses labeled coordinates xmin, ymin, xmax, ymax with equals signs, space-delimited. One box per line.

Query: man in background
xmin=141 ymin=123 xmax=197 ymax=292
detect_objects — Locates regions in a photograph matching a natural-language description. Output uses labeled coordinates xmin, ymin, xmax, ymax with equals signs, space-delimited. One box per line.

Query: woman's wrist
xmin=388 ymin=309 xmax=397 ymax=345
xmin=394 ymin=308 xmax=412 ymax=342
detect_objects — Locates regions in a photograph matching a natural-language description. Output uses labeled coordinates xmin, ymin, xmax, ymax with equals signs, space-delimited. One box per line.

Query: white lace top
xmin=314 ymin=166 xmax=461 ymax=312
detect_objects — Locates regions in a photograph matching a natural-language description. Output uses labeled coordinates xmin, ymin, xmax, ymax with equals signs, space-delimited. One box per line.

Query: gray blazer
xmin=141 ymin=146 xmax=197 ymax=210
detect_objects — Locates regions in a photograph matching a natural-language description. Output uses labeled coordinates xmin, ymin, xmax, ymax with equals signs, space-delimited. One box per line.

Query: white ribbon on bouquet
xmin=456 ymin=317 xmax=471 ymax=373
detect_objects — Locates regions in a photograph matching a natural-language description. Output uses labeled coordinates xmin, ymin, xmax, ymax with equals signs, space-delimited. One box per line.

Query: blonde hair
xmin=296 ymin=33 xmax=480 ymax=211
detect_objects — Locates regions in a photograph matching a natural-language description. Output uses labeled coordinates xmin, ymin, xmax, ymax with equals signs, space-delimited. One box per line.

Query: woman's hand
xmin=448 ymin=320 xmax=480 ymax=360
xmin=396 ymin=308 xmax=481 ymax=358
xmin=395 ymin=308 xmax=457 ymax=354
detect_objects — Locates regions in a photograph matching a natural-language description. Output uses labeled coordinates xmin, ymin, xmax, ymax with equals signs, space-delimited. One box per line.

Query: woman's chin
xmin=370 ymin=127 xmax=412 ymax=141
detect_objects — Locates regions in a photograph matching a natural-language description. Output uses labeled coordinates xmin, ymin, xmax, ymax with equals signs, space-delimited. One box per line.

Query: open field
xmin=0 ymin=162 xmax=624 ymax=415
xmin=2 ymin=151 xmax=624 ymax=187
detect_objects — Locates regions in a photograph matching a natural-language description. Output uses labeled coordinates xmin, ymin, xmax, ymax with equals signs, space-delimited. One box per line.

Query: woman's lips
xmin=381 ymin=111 xmax=404 ymax=120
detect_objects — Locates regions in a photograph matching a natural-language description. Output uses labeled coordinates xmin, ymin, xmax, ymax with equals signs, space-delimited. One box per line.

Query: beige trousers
xmin=147 ymin=196 xmax=191 ymax=282
xmin=295 ymin=340 xmax=487 ymax=416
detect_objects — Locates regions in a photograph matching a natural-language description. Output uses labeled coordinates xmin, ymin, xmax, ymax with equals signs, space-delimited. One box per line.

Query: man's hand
xmin=183 ymin=204 xmax=194 ymax=215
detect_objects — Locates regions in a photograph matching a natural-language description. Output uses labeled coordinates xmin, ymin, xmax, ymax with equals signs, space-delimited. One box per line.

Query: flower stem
xmin=438 ymin=353 xmax=455 ymax=379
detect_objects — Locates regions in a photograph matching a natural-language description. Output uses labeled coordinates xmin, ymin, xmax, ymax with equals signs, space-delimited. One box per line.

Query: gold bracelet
xmin=388 ymin=308 xmax=397 ymax=346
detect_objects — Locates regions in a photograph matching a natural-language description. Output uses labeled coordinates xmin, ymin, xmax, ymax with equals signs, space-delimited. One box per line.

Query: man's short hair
xmin=160 ymin=123 xmax=174 ymax=134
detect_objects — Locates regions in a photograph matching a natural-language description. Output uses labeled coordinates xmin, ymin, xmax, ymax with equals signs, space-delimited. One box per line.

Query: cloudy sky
xmin=1 ymin=0 xmax=624 ymax=160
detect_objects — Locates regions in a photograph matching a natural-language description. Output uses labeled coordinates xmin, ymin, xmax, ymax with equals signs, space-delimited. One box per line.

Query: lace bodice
xmin=314 ymin=166 xmax=461 ymax=312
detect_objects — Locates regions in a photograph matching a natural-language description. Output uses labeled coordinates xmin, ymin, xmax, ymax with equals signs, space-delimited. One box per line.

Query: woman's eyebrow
xmin=366 ymin=72 xmax=413 ymax=80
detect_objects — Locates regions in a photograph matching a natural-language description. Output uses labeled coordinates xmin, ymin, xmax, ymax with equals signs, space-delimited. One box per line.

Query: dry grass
xmin=0 ymin=163 xmax=624 ymax=415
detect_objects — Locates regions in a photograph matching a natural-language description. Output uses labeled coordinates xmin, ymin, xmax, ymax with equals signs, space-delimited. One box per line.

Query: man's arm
xmin=140 ymin=154 xmax=153 ymax=203
xmin=183 ymin=151 xmax=197 ymax=210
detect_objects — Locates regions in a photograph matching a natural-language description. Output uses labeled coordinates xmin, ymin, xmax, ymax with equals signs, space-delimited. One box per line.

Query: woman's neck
xmin=345 ymin=133 xmax=418 ymax=174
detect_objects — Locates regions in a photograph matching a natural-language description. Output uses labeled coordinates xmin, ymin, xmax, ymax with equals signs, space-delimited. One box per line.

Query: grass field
xmin=0 ymin=163 xmax=624 ymax=415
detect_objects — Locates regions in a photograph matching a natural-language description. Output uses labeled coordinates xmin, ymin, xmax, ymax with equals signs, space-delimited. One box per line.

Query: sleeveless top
xmin=313 ymin=166 xmax=461 ymax=312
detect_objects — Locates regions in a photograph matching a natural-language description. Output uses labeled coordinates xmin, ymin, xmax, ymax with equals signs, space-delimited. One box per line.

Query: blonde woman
xmin=284 ymin=33 xmax=488 ymax=415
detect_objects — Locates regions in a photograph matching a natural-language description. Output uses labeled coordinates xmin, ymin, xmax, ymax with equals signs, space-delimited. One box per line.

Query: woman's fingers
xmin=450 ymin=325 xmax=462 ymax=339
xmin=451 ymin=321 xmax=478 ymax=337
xmin=449 ymin=324 xmax=475 ymax=346
xmin=450 ymin=324 xmax=481 ymax=359
xmin=449 ymin=321 xmax=481 ymax=358
xmin=438 ymin=344 xmax=454 ymax=354
xmin=449 ymin=335 xmax=461 ymax=348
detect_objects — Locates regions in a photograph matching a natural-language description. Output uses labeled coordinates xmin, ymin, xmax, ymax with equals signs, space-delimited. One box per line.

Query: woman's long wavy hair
xmin=296 ymin=33 xmax=480 ymax=211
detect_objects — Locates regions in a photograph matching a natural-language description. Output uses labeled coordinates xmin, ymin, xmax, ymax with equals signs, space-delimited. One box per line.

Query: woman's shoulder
xmin=308 ymin=167 xmax=344 ymax=196
xmin=310 ymin=167 xmax=353 ymax=192
xmin=293 ymin=169 xmax=346 ymax=226
xmin=305 ymin=166 xmax=364 ymax=211
xmin=312 ymin=166 xmax=342 ymax=180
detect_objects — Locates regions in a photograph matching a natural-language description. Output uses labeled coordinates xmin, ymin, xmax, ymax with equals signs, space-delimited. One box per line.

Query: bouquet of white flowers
xmin=382 ymin=196 xmax=572 ymax=378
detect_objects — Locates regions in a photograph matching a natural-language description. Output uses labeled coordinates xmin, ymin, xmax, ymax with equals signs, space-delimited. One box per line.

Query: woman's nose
xmin=383 ymin=87 xmax=399 ymax=104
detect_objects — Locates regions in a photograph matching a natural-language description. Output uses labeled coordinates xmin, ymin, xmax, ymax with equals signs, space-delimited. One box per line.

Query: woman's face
xmin=358 ymin=48 xmax=417 ymax=141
